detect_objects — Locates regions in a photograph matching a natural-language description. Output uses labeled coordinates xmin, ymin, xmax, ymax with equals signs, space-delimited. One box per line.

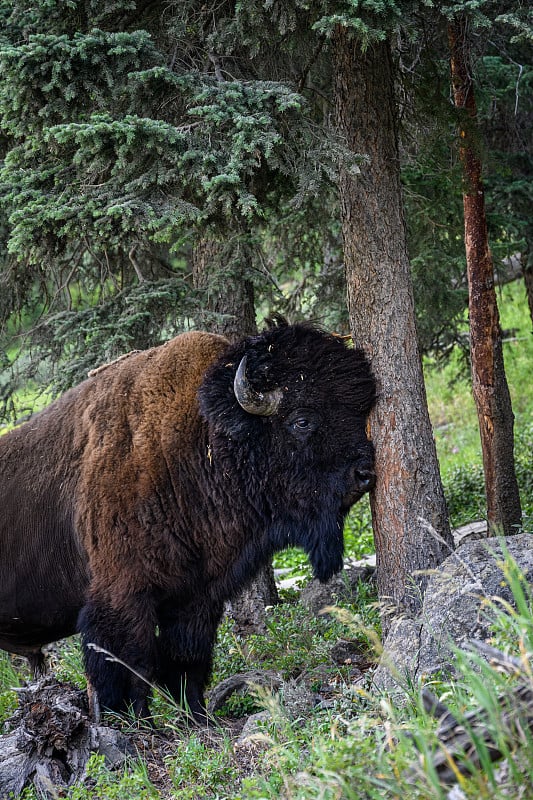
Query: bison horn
xmin=233 ymin=355 xmax=283 ymax=416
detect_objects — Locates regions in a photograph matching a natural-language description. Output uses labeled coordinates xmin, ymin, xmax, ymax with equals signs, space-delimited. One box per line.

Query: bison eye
xmin=285 ymin=410 xmax=321 ymax=439
xmin=293 ymin=417 xmax=311 ymax=430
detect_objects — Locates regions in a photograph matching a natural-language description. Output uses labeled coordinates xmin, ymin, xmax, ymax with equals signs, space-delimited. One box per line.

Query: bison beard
xmin=0 ymin=318 xmax=375 ymax=721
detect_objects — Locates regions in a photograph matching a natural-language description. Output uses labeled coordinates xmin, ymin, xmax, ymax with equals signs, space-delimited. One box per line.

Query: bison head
xmin=199 ymin=317 xmax=376 ymax=582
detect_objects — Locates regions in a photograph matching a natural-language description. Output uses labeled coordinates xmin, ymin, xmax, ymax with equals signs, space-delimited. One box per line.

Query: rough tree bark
xmin=192 ymin=237 xmax=257 ymax=341
xmin=523 ymin=260 xmax=533 ymax=331
xmin=192 ymin=236 xmax=279 ymax=631
xmin=448 ymin=16 xmax=522 ymax=535
xmin=333 ymin=30 xmax=454 ymax=624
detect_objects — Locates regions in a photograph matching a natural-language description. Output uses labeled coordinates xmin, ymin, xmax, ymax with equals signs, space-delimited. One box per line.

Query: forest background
xmin=0 ymin=2 xmax=532 ymax=798
xmin=0 ymin=0 xmax=531 ymax=606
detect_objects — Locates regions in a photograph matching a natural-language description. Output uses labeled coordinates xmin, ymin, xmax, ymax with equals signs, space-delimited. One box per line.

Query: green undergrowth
xmin=444 ymin=421 xmax=533 ymax=528
xmin=427 ymin=281 xmax=533 ymax=473
xmin=5 ymin=551 xmax=533 ymax=798
xmin=239 ymin=549 xmax=533 ymax=800
xmin=427 ymin=280 xmax=533 ymax=526
xmin=210 ymin=581 xmax=380 ymax=718
xmin=0 ymin=652 xmax=19 ymax=721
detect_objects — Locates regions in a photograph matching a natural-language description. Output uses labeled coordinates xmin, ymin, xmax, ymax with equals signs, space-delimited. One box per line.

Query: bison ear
xmin=233 ymin=355 xmax=283 ymax=416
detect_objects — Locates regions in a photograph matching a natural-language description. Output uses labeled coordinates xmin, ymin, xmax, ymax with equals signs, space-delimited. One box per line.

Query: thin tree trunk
xmin=448 ymin=17 xmax=522 ymax=536
xmin=524 ymin=262 xmax=533 ymax=331
xmin=192 ymin=236 xmax=279 ymax=631
xmin=333 ymin=30 xmax=453 ymax=625
xmin=192 ymin=237 xmax=257 ymax=341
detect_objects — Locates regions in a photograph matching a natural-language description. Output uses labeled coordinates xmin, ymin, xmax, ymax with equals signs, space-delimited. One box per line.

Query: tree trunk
xmin=192 ymin=237 xmax=257 ymax=341
xmin=333 ymin=29 xmax=454 ymax=624
xmin=192 ymin=236 xmax=279 ymax=631
xmin=524 ymin=262 xmax=533 ymax=331
xmin=448 ymin=17 xmax=522 ymax=536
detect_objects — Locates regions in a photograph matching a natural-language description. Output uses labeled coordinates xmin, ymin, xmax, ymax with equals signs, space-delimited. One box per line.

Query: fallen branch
xmin=208 ymin=670 xmax=282 ymax=714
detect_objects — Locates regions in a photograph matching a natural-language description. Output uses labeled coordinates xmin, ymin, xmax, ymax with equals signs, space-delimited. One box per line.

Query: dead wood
xmin=410 ymin=641 xmax=533 ymax=786
xmin=0 ymin=677 xmax=132 ymax=798
xmin=208 ymin=670 xmax=282 ymax=714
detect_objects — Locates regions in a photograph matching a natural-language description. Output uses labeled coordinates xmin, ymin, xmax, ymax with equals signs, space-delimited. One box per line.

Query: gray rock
xmin=452 ymin=520 xmax=487 ymax=547
xmin=329 ymin=639 xmax=368 ymax=666
xmin=280 ymin=679 xmax=317 ymax=719
xmin=226 ymin=566 xmax=279 ymax=634
xmin=91 ymin=725 xmax=131 ymax=768
xmin=208 ymin=669 xmax=282 ymax=714
xmin=234 ymin=711 xmax=272 ymax=751
xmin=0 ymin=732 xmax=29 ymax=797
xmin=374 ymin=534 xmax=533 ymax=694
xmin=300 ymin=561 xmax=375 ymax=615
xmin=372 ymin=616 xmax=423 ymax=694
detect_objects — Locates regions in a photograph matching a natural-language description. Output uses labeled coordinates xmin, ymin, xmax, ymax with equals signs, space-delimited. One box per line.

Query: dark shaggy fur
xmin=0 ymin=319 xmax=375 ymax=719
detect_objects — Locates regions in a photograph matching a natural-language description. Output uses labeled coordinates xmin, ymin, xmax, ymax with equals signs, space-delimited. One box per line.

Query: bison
xmin=0 ymin=317 xmax=375 ymax=720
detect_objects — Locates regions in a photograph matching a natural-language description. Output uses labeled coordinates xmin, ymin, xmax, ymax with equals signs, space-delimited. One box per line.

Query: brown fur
xmin=0 ymin=321 xmax=376 ymax=719
xmin=0 ymin=332 xmax=226 ymax=655
xmin=77 ymin=333 xmax=227 ymax=601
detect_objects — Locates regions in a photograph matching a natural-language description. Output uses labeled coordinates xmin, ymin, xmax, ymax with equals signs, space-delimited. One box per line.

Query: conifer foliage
xmin=0 ymin=0 xmax=344 ymax=410
xmin=1 ymin=1 xmax=530 ymax=419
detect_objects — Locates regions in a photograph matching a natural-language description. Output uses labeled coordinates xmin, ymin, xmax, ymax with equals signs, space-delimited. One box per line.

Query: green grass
xmin=426 ymin=280 xmax=533 ymax=528
xmin=19 ymin=754 xmax=161 ymax=800
xmin=210 ymin=583 xmax=380 ymax=718
xmin=4 ymin=553 xmax=533 ymax=798
xmin=0 ymin=652 xmax=20 ymax=721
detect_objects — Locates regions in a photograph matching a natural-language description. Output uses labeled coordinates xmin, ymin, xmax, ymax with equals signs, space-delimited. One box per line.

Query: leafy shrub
xmin=51 ymin=637 xmax=87 ymax=689
xmin=212 ymin=588 xmax=379 ymax=717
xmin=168 ymin=735 xmax=239 ymax=798
xmin=67 ymin=755 xmax=157 ymax=800
xmin=17 ymin=755 xmax=159 ymax=800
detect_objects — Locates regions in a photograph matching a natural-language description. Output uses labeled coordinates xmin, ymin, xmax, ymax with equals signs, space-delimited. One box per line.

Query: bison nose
xmin=354 ymin=468 xmax=376 ymax=494
xmin=341 ymin=467 xmax=376 ymax=510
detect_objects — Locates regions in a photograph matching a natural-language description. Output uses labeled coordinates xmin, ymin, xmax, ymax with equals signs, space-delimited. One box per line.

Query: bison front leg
xmin=78 ymin=592 xmax=157 ymax=719
xmin=156 ymin=602 xmax=222 ymax=723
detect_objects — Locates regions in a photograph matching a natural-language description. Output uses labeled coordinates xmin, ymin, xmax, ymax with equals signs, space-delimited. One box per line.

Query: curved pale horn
xmin=233 ymin=355 xmax=283 ymax=416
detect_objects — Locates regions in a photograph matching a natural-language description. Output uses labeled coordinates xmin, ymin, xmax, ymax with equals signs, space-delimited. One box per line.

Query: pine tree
xmin=2 ymin=1 xmax=528 ymax=417
xmin=0 ymin=0 xmax=340 ymax=414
